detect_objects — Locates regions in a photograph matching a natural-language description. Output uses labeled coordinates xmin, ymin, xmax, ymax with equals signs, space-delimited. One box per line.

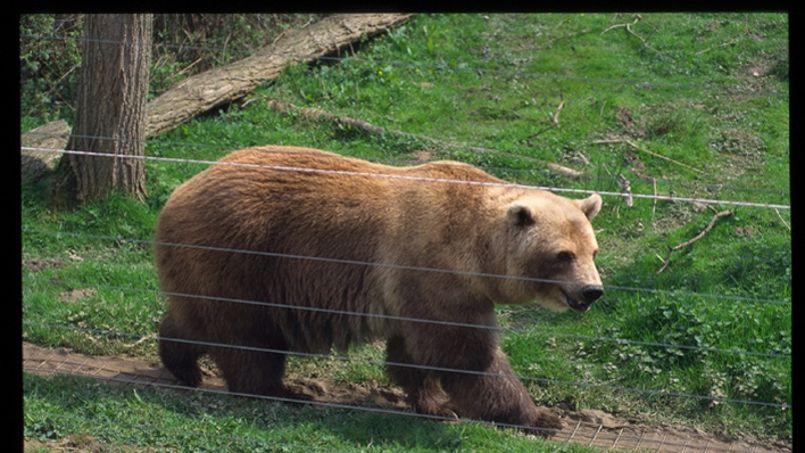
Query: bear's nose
xmin=581 ymin=285 xmax=604 ymax=303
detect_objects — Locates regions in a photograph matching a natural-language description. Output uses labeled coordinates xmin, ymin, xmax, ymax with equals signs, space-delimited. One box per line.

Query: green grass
xmin=22 ymin=12 xmax=790 ymax=449
xmin=25 ymin=374 xmax=594 ymax=452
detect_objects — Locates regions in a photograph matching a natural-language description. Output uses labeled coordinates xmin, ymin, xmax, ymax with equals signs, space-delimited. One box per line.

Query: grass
xmin=22 ymin=12 xmax=790 ymax=450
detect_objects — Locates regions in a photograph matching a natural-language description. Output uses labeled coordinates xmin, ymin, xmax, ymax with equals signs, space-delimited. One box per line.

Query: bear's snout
xmin=581 ymin=284 xmax=604 ymax=304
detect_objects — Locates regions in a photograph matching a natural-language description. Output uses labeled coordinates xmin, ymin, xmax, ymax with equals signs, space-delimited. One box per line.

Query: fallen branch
xmin=656 ymin=210 xmax=733 ymax=274
xmin=551 ymin=99 xmax=565 ymax=126
xmin=601 ymin=15 xmax=641 ymax=35
xmin=21 ymin=14 xmax=413 ymax=183
xmin=145 ymin=14 xmax=413 ymax=137
xmin=122 ymin=333 xmax=157 ymax=349
xmin=651 ymin=177 xmax=658 ymax=228
xmin=601 ymin=15 xmax=657 ymax=52
xmin=617 ymin=174 xmax=633 ymax=207
xmin=264 ymin=98 xmax=585 ymax=179
xmin=21 ymin=120 xmax=71 ymax=182
xmin=592 ymin=137 xmax=704 ymax=175
xmin=695 ymin=38 xmax=742 ymax=56
xmin=774 ymin=208 xmax=791 ymax=232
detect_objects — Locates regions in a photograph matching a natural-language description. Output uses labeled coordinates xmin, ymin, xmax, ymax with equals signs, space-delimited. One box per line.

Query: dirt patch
xmin=710 ymin=128 xmax=765 ymax=159
xmin=24 ymin=433 xmax=144 ymax=452
xmin=23 ymin=258 xmax=66 ymax=273
xmin=59 ymin=289 xmax=97 ymax=303
xmin=22 ymin=342 xmax=790 ymax=452
xmin=410 ymin=149 xmax=436 ymax=163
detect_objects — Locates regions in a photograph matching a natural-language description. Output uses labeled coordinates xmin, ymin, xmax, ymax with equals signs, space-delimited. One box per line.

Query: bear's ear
xmin=507 ymin=204 xmax=535 ymax=227
xmin=577 ymin=193 xmax=602 ymax=220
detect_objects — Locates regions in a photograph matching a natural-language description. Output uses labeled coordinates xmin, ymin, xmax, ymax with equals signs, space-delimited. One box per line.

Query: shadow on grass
xmin=24 ymin=373 xmax=468 ymax=450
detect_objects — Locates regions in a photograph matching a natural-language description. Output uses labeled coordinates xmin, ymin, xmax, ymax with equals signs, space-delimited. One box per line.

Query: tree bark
xmin=52 ymin=14 xmax=152 ymax=205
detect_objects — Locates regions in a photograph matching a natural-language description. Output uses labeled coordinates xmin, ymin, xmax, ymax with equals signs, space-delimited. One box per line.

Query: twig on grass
xmin=601 ymin=16 xmax=641 ymax=35
xmin=617 ymin=174 xmax=633 ymax=207
xmin=122 ymin=333 xmax=157 ymax=349
xmin=601 ymin=15 xmax=657 ymax=53
xmin=262 ymin=98 xmax=585 ymax=179
xmin=695 ymin=38 xmax=742 ymax=56
xmin=774 ymin=208 xmax=791 ymax=232
xmin=651 ymin=177 xmax=658 ymax=228
xmin=552 ymin=99 xmax=565 ymax=126
xmin=591 ymin=137 xmax=704 ymax=175
xmin=656 ymin=210 xmax=733 ymax=274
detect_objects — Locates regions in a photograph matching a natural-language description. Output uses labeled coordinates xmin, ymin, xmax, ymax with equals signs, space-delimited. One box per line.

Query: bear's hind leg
xmin=386 ymin=335 xmax=455 ymax=418
xmin=209 ymin=334 xmax=304 ymax=400
xmin=158 ymin=313 xmax=205 ymax=387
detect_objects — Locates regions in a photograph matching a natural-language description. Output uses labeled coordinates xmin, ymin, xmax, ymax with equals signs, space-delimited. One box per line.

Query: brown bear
xmin=155 ymin=145 xmax=604 ymax=436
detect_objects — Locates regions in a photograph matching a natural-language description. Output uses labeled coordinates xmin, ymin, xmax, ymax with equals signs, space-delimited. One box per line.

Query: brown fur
xmin=156 ymin=145 xmax=604 ymax=435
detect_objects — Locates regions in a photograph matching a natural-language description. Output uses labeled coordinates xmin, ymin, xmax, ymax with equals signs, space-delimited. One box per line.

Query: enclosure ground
xmin=23 ymin=342 xmax=790 ymax=452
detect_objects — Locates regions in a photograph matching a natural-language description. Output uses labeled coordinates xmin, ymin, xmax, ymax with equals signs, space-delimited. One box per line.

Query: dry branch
xmin=774 ymin=208 xmax=791 ymax=232
xmin=551 ymin=99 xmax=565 ymax=126
xmin=601 ymin=15 xmax=656 ymax=52
xmin=21 ymin=14 xmax=413 ymax=183
xmin=264 ymin=99 xmax=584 ymax=179
xmin=651 ymin=177 xmax=658 ymax=228
xmin=592 ymin=137 xmax=704 ymax=175
xmin=617 ymin=174 xmax=633 ymax=207
xmin=145 ymin=14 xmax=413 ymax=137
xmin=656 ymin=210 xmax=733 ymax=274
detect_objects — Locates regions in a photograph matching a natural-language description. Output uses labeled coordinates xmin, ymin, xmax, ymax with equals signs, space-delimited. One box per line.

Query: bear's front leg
xmin=404 ymin=326 xmax=563 ymax=437
xmin=440 ymin=347 xmax=563 ymax=436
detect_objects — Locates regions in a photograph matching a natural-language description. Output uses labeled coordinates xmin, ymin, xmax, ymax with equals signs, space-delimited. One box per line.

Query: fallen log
xmin=20 ymin=13 xmax=413 ymax=183
xmin=145 ymin=13 xmax=413 ymax=137
xmin=21 ymin=120 xmax=71 ymax=182
xmin=264 ymin=98 xmax=585 ymax=179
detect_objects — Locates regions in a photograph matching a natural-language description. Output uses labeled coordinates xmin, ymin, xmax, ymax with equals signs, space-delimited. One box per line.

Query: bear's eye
xmin=556 ymin=251 xmax=575 ymax=263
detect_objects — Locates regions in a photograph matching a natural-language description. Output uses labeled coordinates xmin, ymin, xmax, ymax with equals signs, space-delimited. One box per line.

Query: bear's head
xmin=497 ymin=191 xmax=603 ymax=312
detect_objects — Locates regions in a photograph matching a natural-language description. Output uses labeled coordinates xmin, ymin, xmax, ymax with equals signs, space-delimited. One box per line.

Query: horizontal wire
xmin=22 ymin=270 xmax=789 ymax=361
xmin=24 ymin=226 xmax=790 ymax=306
xmin=22 ymin=319 xmax=791 ymax=408
xmin=21 ymin=125 xmax=792 ymax=200
xmin=20 ymin=355 xmax=765 ymax=451
xmin=21 ymin=146 xmax=792 ymax=210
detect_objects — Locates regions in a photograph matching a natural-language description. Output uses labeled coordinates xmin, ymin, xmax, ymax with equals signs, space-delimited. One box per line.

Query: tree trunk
xmin=25 ymin=14 xmax=412 ymax=186
xmin=52 ymin=14 xmax=152 ymax=206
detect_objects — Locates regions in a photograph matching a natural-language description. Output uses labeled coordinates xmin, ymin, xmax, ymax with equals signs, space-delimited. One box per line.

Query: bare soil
xmin=22 ymin=342 xmax=790 ymax=452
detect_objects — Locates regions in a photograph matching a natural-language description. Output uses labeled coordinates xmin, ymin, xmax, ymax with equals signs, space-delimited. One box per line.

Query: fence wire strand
xmin=22 ymin=275 xmax=790 ymax=362
xmin=24 ymin=226 xmax=790 ymax=307
xmin=21 ymin=319 xmax=791 ymax=409
xmin=21 ymin=130 xmax=792 ymax=200
xmin=21 ymin=146 xmax=792 ymax=210
xmin=21 ymin=349 xmax=771 ymax=452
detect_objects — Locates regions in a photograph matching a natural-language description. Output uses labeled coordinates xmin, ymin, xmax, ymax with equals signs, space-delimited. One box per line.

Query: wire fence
xmin=20 ymin=16 xmax=791 ymax=450
xmin=25 ymin=227 xmax=790 ymax=306
xmin=21 ymin=147 xmax=792 ymax=210
xmin=21 ymin=273 xmax=790 ymax=360
xmin=21 ymin=318 xmax=791 ymax=409
xmin=21 ymin=129 xmax=793 ymax=202
xmin=22 ymin=342 xmax=775 ymax=452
